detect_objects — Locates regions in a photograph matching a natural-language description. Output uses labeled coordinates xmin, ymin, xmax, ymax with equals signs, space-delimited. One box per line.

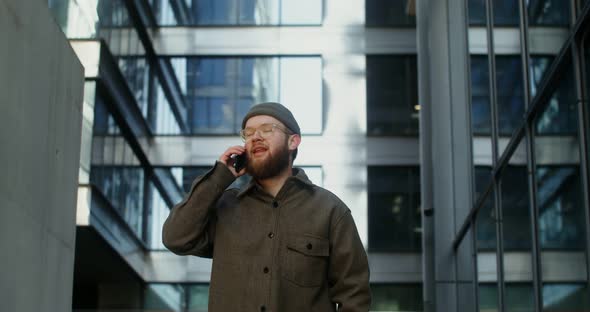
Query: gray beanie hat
xmin=241 ymin=102 xmax=301 ymax=135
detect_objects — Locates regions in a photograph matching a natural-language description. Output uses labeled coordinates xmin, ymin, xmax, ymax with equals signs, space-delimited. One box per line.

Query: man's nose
xmin=252 ymin=130 xmax=264 ymax=140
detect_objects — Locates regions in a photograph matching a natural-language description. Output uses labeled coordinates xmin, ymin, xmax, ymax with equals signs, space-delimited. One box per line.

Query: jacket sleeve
xmin=328 ymin=209 xmax=372 ymax=311
xmin=162 ymin=161 xmax=236 ymax=258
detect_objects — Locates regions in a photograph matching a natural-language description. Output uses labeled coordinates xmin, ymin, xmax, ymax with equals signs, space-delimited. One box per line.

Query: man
xmin=162 ymin=102 xmax=371 ymax=311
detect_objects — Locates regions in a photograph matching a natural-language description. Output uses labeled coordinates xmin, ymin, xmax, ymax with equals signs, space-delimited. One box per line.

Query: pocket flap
xmin=287 ymin=234 xmax=329 ymax=257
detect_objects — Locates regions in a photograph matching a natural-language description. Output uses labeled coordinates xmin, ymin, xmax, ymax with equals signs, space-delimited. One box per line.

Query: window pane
xmin=535 ymin=62 xmax=577 ymax=135
xmin=468 ymin=0 xmax=519 ymax=26
xmin=370 ymin=284 xmax=423 ymax=311
xmin=153 ymin=77 xmax=182 ymax=135
xmin=90 ymin=166 xmax=145 ymax=238
xmin=528 ymin=0 xmax=570 ymax=26
xmin=367 ymin=55 xmax=419 ymax=136
xmin=543 ymin=284 xmax=590 ymax=311
xmin=118 ymin=57 xmax=150 ymax=119
xmin=468 ymin=0 xmax=486 ymax=25
xmin=496 ymin=56 xmax=525 ymax=136
xmin=368 ymin=166 xmax=421 ymax=252
xmin=365 ymin=0 xmax=416 ymax=26
xmin=148 ymin=181 xmax=170 ymax=250
xmin=144 ymin=284 xmax=185 ymax=311
xmin=471 ymin=56 xmax=491 ymax=135
xmin=474 ymin=167 xmax=496 ymax=250
xmin=501 ymin=165 xmax=532 ymax=251
xmin=479 ymin=284 xmax=535 ymax=311
xmin=156 ymin=0 xmax=320 ymax=25
xmin=187 ymin=284 xmax=210 ymax=311
xmin=535 ymin=166 xmax=585 ymax=249
xmin=493 ymin=0 xmax=519 ymax=26
xmin=171 ymin=56 xmax=321 ymax=135
xmin=530 ymin=56 xmax=555 ymax=98
xmin=193 ymin=0 xmax=234 ymax=24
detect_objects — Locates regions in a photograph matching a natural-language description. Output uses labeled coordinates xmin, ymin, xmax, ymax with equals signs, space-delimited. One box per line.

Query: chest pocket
xmin=281 ymin=234 xmax=330 ymax=287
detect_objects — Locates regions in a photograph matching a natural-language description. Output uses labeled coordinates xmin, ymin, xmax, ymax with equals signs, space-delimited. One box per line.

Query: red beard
xmin=246 ymin=139 xmax=291 ymax=180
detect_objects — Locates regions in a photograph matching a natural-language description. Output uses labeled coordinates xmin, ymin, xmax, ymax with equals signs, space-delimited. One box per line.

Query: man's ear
xmin=288 ymin=134 xmax=301 ymax=151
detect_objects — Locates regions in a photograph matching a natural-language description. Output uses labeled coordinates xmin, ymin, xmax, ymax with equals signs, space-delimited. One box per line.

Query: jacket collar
xmin=237 ymin=167 xmax=314 ymax=198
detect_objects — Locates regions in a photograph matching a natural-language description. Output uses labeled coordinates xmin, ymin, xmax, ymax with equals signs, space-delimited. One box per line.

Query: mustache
xmin=249 ymin=143 xmax=269 ymax=153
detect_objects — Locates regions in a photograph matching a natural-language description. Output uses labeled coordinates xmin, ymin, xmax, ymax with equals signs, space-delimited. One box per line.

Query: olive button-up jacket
xmin=162 ymin=162 xmax=371 ymax=311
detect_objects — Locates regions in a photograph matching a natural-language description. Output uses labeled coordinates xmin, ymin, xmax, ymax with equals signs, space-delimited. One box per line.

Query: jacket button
xmin=272 ymin=201 xmax=278 ymax=208
xmin=263 ymin=267 xmax=269 ymax=274
xmin=260 ymin=305 xmax=266 ymax=311
xmin=307 ymin=243 xmax=313 ymax=250
xmin=268 ymin=232 xmax=274 ymax=238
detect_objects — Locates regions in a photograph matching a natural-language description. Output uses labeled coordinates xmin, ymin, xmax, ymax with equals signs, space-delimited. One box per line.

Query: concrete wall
xmin=0 ymin=0 xmax=84 ymax=311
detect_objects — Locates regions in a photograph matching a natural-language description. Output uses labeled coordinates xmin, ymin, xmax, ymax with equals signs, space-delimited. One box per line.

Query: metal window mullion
xmin=517 ymin=0 xmax=543 ymax=310
xmin=484 ymin=0 xmax=506 ymax=311
xmin=471 ymin=218 xmax=480 ymax=311
xmin=572 ymin=39 xmax=590 ymax=289
xmin=573 ymin=0 xmax=590 ymax=289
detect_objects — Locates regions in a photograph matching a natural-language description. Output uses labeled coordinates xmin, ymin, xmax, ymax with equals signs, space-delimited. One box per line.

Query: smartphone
xmin=231 ymin=153 xmax=247 ymax=172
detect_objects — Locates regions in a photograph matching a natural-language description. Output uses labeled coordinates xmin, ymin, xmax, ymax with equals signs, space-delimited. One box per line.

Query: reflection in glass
xmin=365 ymin=0 xmax=416 ymax=26
xmin=91 ymin=166 xmax=145 ymax=238
xmin=153 ymin=78 xmax=182 ymax=135
xmin=543 ymin=284 xmax=590 ymax=311
xmin=144 ymin=284 xmax=185 ymax=311
xmin=528 ymin=0 xmax=570 ymax=26
xmin=156 ymin=0 xmax=320 ymax=25
xmin=536 ymin=166 xmax=585 ymax=249
xmin=468 ymin=0 xmax=519 ymax=26
xmin=48 ymin=0 xmax=132 ymax=38
xmin=479 ymin=284 xmax=534 ymax=311
xmin=534 ymin=61 xmax=585 ymax=247
xmin=148 ymin=182 xmax=170 ymax=250
xmin=368 ymin=167 xmax=421 ymax=252
xmin=535 ymin=64 xmax=577 ymax=135
xmin=188 ymin=284 xmax=210 ymax=311
xmin=530 ymin=56 xmax=555 ymax=98
xmin=172 ymin=56 xmax=322 ymax=134
xmin=468 ymin=0 xmax=569 ymax=26
xmin=370 ymin=284 xmax=423 ymax=311
xmin=119 ymin=57 xmax=150 ymax=118
xmin=367 ymin=55 xmax=419 ymax=136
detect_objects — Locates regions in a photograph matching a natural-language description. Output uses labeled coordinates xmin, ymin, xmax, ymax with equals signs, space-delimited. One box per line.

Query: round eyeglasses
xmin=240 ymin=123 xmax=291 ymax=142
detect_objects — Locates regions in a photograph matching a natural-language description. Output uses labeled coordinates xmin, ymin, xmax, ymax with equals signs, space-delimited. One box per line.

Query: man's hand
xmin=219 ymin=146 xmax=247 ymax=178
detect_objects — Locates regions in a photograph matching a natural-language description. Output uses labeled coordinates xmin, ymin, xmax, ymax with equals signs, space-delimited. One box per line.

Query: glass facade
xmin=368 ymin=166 xmax=421 ymax=252
xmin=460 ymin=0 xmax=590 ymax=310
xmin=468 ymin=0 xmax=570 ymax=26
xmin=365 ymin=0 xmax=416 ymax=26
xmin=167 ymin=56 xmax=322 ymax=135
xmin=367 ymin=55 xmax=419 ymax=136
xmin=150 ymin=0 xmax=322 ymax=26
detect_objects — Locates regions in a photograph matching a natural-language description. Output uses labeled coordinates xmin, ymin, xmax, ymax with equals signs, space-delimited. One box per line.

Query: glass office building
xmin=45 ymin=0 xmax=590 ymax=310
